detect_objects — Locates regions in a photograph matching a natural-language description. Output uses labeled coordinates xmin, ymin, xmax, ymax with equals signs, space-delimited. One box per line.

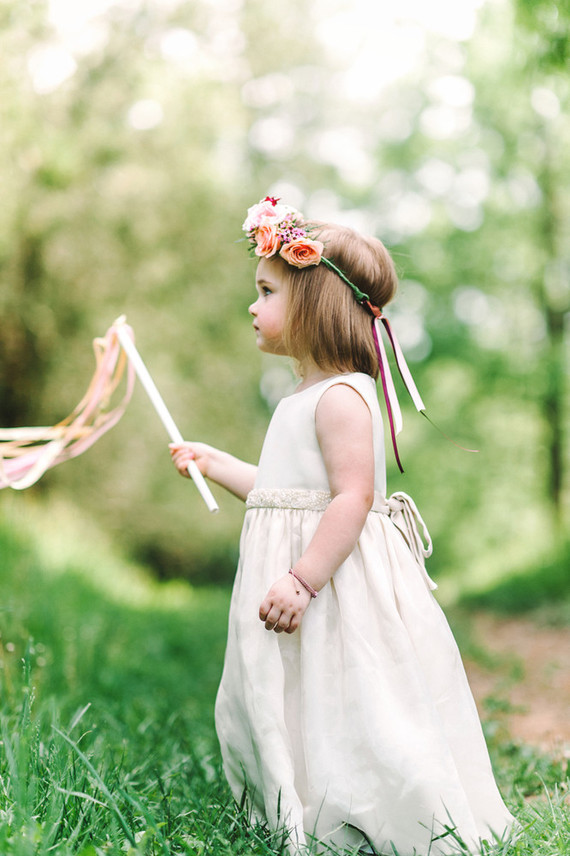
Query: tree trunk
xmin=537 ymin=139 xmax=568 ymax=532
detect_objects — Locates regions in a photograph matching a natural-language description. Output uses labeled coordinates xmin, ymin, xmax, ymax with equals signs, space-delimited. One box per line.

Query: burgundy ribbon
xmin=366 ymin=301 xmax=426 ymax=473
xmin=372 ymin=320 xmax=404 ymax=472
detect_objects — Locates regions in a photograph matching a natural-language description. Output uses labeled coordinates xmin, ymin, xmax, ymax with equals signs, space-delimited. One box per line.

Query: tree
xmin=1 ymin=0 xmax=567 ymax=587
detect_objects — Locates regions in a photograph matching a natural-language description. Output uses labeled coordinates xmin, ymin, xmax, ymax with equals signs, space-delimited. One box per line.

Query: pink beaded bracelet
xmin=289 ymin=568 xmax=318 ymax=598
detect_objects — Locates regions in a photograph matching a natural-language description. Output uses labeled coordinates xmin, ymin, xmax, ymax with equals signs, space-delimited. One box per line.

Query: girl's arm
xmin=259 ymin=384 xmax=374 ymax=633
xmin=169 ymin=442 xmax=257 ymax=502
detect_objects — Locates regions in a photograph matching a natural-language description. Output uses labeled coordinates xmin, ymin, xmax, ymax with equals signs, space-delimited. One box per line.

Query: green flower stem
xmin=321 ymin=257 xmax=369 ymax=303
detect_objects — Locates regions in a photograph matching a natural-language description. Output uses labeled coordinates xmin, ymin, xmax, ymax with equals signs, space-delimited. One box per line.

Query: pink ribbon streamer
xmin=0 ymin=321 xmax=135 ymax=489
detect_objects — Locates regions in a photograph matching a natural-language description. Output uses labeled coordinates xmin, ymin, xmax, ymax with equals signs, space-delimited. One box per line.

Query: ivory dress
xmin=215 ymin=373 xmax=514 ymax=855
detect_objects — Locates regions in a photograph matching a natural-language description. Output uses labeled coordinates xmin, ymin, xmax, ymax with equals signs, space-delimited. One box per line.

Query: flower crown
xmin=242 ymin=195 xmax=440 ymax=474
xmin=242 ymin=196 xmax=370 ymax=303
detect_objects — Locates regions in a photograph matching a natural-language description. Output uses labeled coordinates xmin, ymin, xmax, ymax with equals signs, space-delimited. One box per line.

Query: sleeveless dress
xmin=214 ymin=373 xmax=514 ymax=855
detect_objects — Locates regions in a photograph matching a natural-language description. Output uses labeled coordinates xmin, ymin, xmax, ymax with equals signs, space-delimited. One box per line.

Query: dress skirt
xmin=215 ymin=489 xmax=515 ymax=855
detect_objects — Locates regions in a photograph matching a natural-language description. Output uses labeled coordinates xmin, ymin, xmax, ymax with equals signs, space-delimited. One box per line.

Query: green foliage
xmin=1 ymin=1 xmax=570 ymax=850
xmin=0 ymin=0 xmax=568 ymax=589
xmin=514 ymin=0 xmax=570 ymax=69
xmin=460 ymin=539 xmax=570 ymax=618
xmin=0 ymin=0 xmax=274 ymax=582
xmin=1 ymin=495 xmax=570 ymax=855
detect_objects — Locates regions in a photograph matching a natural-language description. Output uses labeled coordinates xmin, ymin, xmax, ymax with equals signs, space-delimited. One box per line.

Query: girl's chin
xmin=255 ymin=338 xmax=286 ymax=356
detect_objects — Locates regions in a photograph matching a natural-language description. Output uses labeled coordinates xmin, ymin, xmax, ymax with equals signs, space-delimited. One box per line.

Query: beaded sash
xmin=246 ymin=488 xmax=436 ymax=590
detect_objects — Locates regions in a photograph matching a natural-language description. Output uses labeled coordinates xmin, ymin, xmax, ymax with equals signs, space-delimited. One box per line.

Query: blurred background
xmin=1 ymin=0 xmax=568 ymax=601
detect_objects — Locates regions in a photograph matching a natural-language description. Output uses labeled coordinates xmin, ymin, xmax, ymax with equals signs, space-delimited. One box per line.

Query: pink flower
xmin=243 ymin=199 xmax=299 ymax=233
xmin=279 ymin=238 xmax=324 ymax=268
xmin=254 ymin=223 xmax=280 ymax=257
xmin=243 ymin=202 xmax=278 ymax=232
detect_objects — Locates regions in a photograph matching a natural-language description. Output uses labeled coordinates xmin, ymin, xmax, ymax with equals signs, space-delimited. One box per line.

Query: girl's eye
xmin=262 ymin=286 xmax=272 ymax=296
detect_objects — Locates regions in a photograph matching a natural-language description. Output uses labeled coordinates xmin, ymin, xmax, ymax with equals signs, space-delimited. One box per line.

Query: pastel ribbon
xmin=114 ymin=318 xmax=219 ymax=513
xmin=0 ymin=322 xmax=135 ymax=489
xmin=369 ymin=308 xmax=425 ymax=473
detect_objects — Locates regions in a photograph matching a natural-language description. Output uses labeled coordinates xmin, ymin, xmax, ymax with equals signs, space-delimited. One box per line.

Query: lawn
xmin=0 ymin=498 xmax=568 ymax=855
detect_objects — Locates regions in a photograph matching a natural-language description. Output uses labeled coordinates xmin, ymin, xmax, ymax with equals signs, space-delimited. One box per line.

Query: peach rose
xmin=254 ymin=223 xmax=280 ymax=257
xmin=279 ymin=238 xmax=324 ymax=268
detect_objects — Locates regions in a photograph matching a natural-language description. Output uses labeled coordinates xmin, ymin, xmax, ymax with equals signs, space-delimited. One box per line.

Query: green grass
xmin=459 ymin=539 xmax=570 ymax=621
xmin=0 ymin=498 xmax=569 ymax=855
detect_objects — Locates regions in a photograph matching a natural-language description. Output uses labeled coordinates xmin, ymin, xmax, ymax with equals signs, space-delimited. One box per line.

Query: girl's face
xmin=249 ymin=258 xmax=289 ymax=356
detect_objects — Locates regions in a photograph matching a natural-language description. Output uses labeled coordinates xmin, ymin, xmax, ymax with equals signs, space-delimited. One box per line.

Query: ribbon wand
xmin=114 ymin=317 xmax=219 ymax=514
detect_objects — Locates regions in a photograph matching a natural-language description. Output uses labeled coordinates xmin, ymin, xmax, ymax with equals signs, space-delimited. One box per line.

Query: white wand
xmin=114 ymin=317 xmax=219 ymax=514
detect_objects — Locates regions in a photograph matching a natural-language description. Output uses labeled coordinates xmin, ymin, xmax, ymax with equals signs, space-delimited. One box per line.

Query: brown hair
xmin=280 ymin=222 xmax=398 ymax=378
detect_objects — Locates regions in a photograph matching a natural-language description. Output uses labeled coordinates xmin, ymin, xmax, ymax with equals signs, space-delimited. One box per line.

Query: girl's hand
xmin=169 ymin=442 xmax=257 ymax=501
xmin=259 ymin=573 xmax=312 ymax=634
xmin=169 ymin=441 xmax=214 ymax=479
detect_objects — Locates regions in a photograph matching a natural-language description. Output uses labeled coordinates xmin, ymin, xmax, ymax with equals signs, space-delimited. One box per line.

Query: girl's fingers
xmin=261 ymin=604 xmax=282 ymax=631
xmin=264 ymin=610 xmax=281 ymax=630
xmin=260 ymin=583 xmax=310 ymax=632
xmin=285 ymin=615 xmax=299 ymax=634
xmin=169 ymin=448 xmax=195 ymax=462
xmin=259 ymin=594 xmax=280 ymax=621
xmin=276 ymin=615 xmax=295 ymax=633
xmin=169 ymin=444 xmax=198 ymax=478
xmin=263 ymin=609 xmax=298 ymax=634
xmin=274 ymin=612 xmax=292 ymax=633
xmin=260 ymin=573 xmax=311 ymax=633
xmin=169 ymin=443 xmax=196 ymax=458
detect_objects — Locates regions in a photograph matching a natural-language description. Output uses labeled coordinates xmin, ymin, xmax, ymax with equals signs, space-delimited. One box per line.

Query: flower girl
xmin=171 ymin=197 xmax=515 ymax=854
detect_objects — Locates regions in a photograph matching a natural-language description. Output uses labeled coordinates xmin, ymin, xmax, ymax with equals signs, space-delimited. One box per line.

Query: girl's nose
xmin=248 ymin=300 xmax=258 ymax=316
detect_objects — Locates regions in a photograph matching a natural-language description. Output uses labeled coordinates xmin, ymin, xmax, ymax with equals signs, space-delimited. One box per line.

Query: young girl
xmin=170 ymin=197 xmax=515 ymax=855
